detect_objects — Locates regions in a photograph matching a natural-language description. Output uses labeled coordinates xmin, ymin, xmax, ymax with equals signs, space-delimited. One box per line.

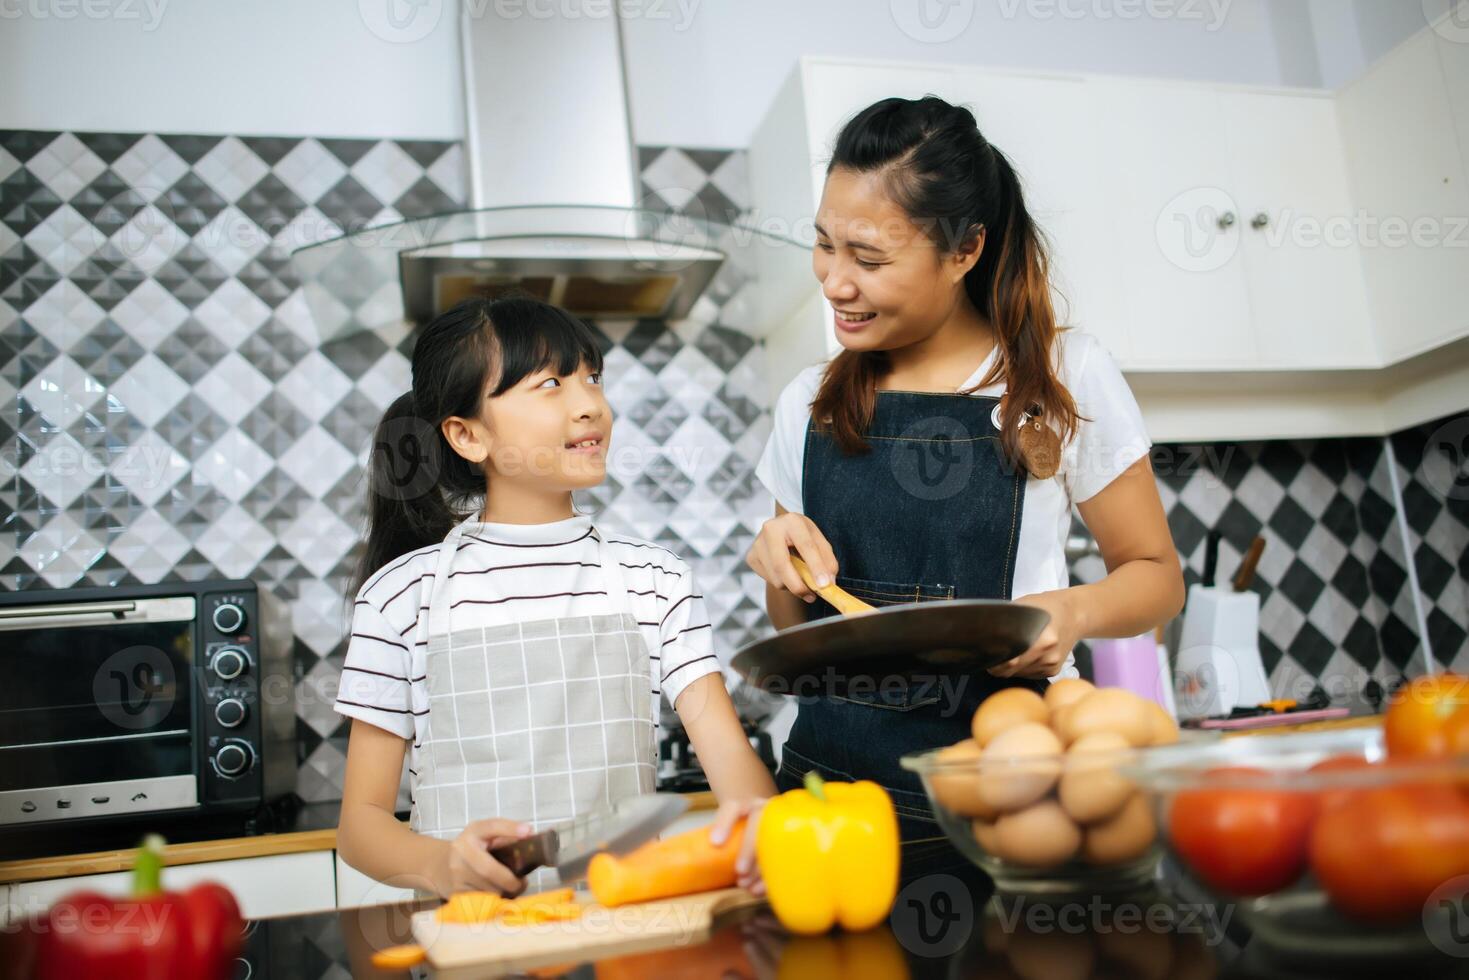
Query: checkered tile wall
xmin=3 ymin=130 xmax=1462 ymax=803
xmin=0 ymin=133 xmax=772 ymax=801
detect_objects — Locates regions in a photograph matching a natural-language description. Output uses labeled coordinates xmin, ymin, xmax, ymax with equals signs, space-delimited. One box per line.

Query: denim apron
xmin=773 ymin=390 xmax=1047 ymax=887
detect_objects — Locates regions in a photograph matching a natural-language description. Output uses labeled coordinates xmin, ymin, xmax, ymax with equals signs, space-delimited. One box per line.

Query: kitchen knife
xmin=487 ymin=793 xmax=689 ymax=881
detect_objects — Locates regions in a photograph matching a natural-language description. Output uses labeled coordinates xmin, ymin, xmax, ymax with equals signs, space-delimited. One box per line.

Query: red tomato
xmin=1168 ymin=766 xmax=1318 ymax=896
xmin=1308 ymin=755 xmax=1379 ymax=813
xmin=1310 ymin=782 xmax=1469 ymax=924
xmin=1384 ymin=673 xmax=1469 ymax=758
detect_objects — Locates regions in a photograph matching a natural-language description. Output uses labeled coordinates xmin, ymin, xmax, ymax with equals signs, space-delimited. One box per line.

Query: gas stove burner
xmin=656 ymin=718 xmax=776 ymax=793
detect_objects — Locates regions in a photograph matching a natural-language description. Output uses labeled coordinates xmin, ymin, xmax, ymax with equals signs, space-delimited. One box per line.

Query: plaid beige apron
xmin=411 ymin=516 xmax=657 ymax=892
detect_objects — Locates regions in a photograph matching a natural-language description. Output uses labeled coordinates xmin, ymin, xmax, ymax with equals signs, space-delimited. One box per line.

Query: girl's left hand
xmin=709 ymin=798 xmax=767 ymax=896
xmin=989 ymin=590 xmax=1085 ymax=679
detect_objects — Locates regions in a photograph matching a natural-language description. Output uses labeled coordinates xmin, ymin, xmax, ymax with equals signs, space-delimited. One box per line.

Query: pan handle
xmin=790 ymin=556 xmax=875 ymax=616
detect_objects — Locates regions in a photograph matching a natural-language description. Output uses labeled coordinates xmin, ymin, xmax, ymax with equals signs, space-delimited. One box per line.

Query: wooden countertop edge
xmin=0 ymin=790 xmax=722 ymax=885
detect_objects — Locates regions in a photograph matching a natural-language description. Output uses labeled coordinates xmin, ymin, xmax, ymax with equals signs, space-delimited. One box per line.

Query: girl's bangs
xmin=488 ymin=301 xmax=605 ymax=396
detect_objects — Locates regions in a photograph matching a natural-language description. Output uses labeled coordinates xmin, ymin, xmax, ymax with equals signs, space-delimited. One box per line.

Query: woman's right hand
xmin=746 ymin=509 xmax=838 ymax=603
xmin=434 ymin=819 xmax=533 ymax=897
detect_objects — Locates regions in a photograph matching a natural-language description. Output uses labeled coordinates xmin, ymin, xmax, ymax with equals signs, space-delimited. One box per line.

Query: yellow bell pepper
xmin=756 ymin=771 xmax=900 ymax=935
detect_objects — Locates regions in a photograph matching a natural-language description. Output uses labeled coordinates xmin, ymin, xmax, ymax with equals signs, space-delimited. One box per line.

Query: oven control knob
xmin=215 ymin=698 xmax=248 ymax=729
xmin=212 ymin=647 xmax=248 ymax=681
xmin=213 ymin=602 xmax=246 ymax=635
xmin=214 ymin=741 xmax=254 ymax=778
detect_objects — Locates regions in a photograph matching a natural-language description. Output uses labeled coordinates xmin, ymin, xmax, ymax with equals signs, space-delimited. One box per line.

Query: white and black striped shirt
xmin=333 ymin=514 xmax=720 ymax=740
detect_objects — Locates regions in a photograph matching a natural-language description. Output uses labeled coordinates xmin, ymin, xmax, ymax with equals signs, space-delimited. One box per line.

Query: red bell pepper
xmin=20 ymin=834 xmax=244 ymax=980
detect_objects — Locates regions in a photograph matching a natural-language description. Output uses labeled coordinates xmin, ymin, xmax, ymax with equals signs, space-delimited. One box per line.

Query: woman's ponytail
xmin=964 ymin=145 xmax=1079 ymax=464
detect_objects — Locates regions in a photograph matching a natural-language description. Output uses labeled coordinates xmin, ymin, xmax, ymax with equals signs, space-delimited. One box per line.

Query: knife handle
xmin=488 ymin=831 xmax=552 ymax=877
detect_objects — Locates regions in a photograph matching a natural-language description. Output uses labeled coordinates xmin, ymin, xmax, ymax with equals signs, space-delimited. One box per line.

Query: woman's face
xmin=813 ymin=167 xmax=983 ymax=353
xmin=445 ymin=360 xmax=612 ymax=493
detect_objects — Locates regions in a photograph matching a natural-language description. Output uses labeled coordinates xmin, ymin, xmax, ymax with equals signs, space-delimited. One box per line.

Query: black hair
xmin=813 ymin=95 xmax=1081 ymax=466
xmin=350 ymin=295 xmax=605 ymax=595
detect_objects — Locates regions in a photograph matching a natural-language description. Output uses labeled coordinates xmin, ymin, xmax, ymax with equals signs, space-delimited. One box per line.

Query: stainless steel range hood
xmin=291 ymin=6 xmax=726 ymax=333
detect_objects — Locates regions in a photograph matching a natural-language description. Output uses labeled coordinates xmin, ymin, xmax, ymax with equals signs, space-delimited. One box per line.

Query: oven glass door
xmin=0 ymin=597 xmax=196 ymax=795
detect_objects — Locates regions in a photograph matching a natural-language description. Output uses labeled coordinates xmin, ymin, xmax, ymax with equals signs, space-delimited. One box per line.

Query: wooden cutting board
xmin=411 ymin=887 xmax=767 ymax=974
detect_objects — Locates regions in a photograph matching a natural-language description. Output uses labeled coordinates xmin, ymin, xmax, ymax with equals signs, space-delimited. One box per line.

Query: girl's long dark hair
xmin=350 ymin=295 xmax=604 ymax=596
xmin=810 ymin=96 xmax=1082 ymax=466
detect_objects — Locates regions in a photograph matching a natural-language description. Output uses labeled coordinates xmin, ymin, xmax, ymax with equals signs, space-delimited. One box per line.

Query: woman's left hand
xmin=989 ymin=589 xmax=1085 ymax=679
xmin=709 ymin=798 xmax=767 ymax=896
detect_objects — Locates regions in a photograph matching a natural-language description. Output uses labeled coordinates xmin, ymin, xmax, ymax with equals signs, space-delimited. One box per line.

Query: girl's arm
xmin=337 ymin=719 xmax=530 ymax=897
xmin=675 ymin=673 xmax=777 ymax=894
xmin=675 ymin=673 xmax=777 ymax=801
xmin=992 ymin=455 xmax=1186 ymax=678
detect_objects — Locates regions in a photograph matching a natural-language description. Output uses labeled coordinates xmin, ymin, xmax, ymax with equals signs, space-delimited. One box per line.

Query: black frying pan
xmin=730 ymin=558 xmax=1050 ymax=696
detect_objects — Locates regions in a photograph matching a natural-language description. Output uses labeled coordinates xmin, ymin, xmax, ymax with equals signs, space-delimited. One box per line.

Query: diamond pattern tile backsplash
xmin=3 ymin=130 xmax=1467 ymax=805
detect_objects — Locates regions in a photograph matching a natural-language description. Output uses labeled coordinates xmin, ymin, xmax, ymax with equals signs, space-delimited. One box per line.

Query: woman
xmin=747 ymin=96 xmax=1184 ymax=884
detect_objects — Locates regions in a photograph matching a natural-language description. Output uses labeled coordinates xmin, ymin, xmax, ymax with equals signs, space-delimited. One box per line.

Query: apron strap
xmin=426 ymin=517 xmax=474 ymax=639
xmin=593 ymin=524 xmax=631 ymax=619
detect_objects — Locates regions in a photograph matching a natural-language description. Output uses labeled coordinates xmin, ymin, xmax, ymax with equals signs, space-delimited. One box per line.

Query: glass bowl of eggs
xmin=901 ymin=680 xmax=1182 ymax=894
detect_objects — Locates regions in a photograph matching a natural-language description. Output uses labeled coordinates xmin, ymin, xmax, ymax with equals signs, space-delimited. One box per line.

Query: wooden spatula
xmin=790 ymin=555 xmax=875 ymax=616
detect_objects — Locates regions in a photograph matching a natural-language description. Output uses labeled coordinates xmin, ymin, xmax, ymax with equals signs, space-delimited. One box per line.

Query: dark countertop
xmin=239 ymin=857 xmax=1469 ymax=980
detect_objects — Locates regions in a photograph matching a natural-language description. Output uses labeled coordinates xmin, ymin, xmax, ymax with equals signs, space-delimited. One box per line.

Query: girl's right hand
xmin=435 ymin=819 xmax=533 ymax=897
xmin=746 ymin=511 xmax=838 ymax=603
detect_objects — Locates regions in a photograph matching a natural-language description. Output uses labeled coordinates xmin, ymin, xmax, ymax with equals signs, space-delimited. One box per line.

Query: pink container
xmin=1090 ymin=635 xmax=1175 ymax=714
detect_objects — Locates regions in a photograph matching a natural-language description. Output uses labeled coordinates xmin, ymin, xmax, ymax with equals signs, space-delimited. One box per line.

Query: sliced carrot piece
xmin=371 ymin=944 xmax=426 ymax=968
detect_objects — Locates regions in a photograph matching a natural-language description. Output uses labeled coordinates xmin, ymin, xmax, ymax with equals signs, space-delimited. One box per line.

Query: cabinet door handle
xmin=1217 ymin=211 xmax=1237 ymax=230
xmin=1251 ymin=212 xmax=1270 ymax=230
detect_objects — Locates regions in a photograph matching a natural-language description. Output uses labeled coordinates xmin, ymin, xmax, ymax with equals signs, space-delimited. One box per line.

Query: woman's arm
xmin=992 ymin=455 xmax=1185 ymax=678
xmin=337 ymin=719 xmax=529 ymax=897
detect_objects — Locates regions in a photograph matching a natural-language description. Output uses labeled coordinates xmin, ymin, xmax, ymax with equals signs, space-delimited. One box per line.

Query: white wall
xmin=1 ymin=0 xmax=1451 ymax=146
xmin=0 ymin=0 xmax=464 ymax=138
xmin=623 ymin=0 xmax=1324 ymax=147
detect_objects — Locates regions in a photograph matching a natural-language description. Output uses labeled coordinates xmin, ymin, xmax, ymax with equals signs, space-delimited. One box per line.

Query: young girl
xmin=335 ymin=296 xmax=774 ymax=897
xmin=747 ymin=97 xmax=1184 ymax=885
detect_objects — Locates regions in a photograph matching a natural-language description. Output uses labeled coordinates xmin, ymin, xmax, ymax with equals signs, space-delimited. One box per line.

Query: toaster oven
xmin=0 ymin=579 xmax=295 ymax=829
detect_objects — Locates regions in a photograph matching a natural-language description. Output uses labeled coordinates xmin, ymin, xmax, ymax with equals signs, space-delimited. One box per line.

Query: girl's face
xmin=813 ymin=167 xmax=984 ymax=353
xmin=445 ymin=360 xmax=612 ymax=493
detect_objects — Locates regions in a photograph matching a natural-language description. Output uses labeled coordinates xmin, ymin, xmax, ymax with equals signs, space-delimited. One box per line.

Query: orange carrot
xmin=587 ymin=819 xmax=745 ymax=908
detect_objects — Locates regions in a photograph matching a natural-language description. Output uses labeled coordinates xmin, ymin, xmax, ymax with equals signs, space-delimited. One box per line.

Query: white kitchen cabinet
xmin=1089 ymin=78 xmax=1257 ymax=371
xmin=8 ymin=851 xmax=337 ymax=921
xmin=1219 ymin=91 xmax=1377 ymax=369
xmin=956 ymin=70 xmax=1132 ymax=364
xmin=1338 ymin=29 xmax=1469 ymax=364
xmin=334 ymin=851 xmax=417 ymax=910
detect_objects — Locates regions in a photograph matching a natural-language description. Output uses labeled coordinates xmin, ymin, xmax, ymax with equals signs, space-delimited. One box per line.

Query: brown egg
xmin=1081 ymin=792 xmax=1156 ymax=866
xmin=929 ymin=739 xmax=998 ymax=818
xmin=994 ymin=799 xmax=1082 ymax=869
xmin=972 ymin=687 xmax=1049 ymax=746
xmin=972 ymin=815 xmax=1002 ymax=854
xmin=1063 ymin=688 xmax=1153 ymax=747
xmin=1058 ymin=731 xmax=1134 ymax=824
xmin=1044 ymin=677 xmax=1094 ymax=717
xmin=1143 ymin=699 xmax=1180 ymax=745
xmin=978 ymin=723 xmax=1063 ymax=812
xmin=1050 ymin=700 xmax=1079 ymax=744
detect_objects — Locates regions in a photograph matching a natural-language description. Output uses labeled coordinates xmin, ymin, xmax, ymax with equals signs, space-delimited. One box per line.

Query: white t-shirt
xmin=334 ymin=515 xmax=721 ymax=751
xmin=756 ymin=330 xmax=1151 ymax=608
